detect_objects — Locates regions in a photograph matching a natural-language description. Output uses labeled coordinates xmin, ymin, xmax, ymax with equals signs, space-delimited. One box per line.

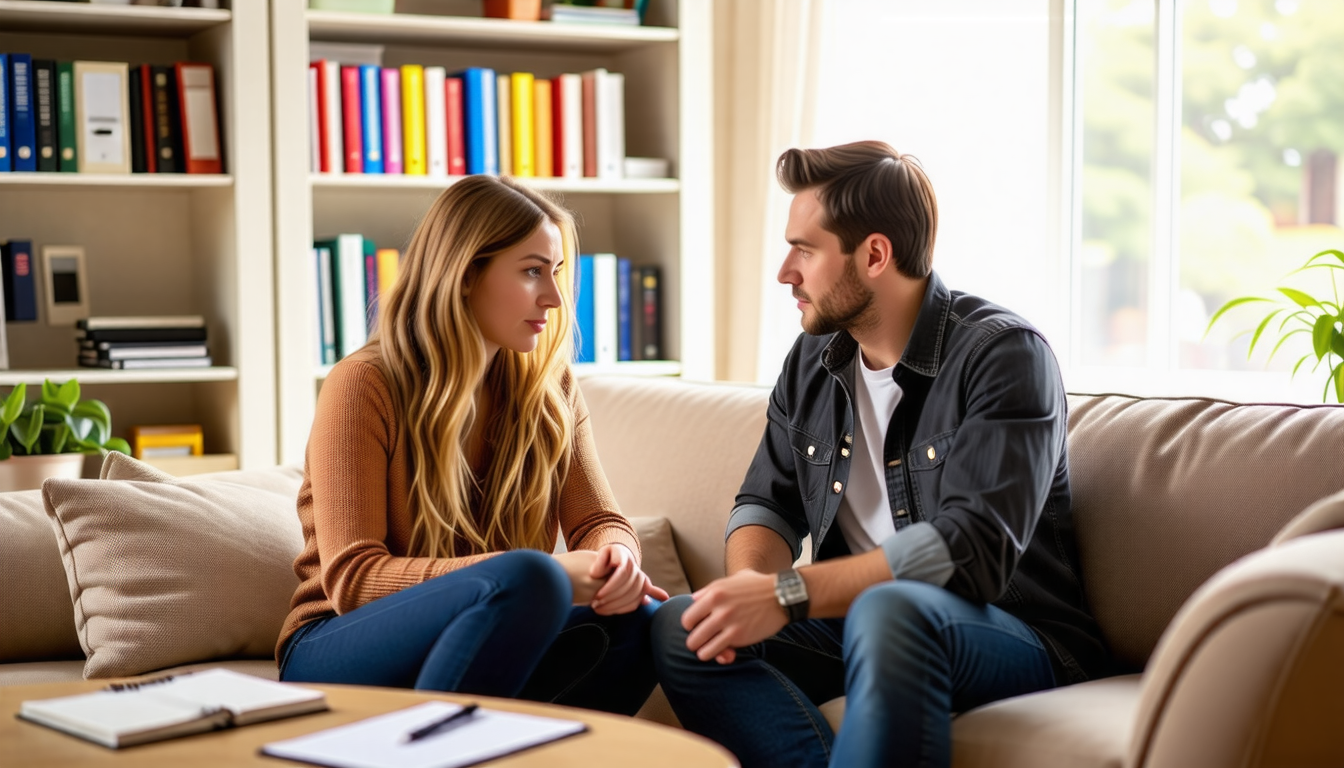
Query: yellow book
xmin=511 ymin=72 xmax=535 ymax=177
xmin=496 ymin=72 xmax=512 ymax=176
xmin=401 ymin=65 xmax=427 ymax=175
xmin=533 ymin=79 xmax=553 ymax=178
xmin=376 ymin=248 xmax=400 ymax=297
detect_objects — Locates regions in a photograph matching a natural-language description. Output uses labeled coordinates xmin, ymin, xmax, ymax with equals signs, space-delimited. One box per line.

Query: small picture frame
xmin=41 ymin=245 xmax=90 ymax=327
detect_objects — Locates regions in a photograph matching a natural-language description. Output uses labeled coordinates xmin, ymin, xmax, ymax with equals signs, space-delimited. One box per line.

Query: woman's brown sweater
xmin=276 ymin=347 xmax=640 ymax=660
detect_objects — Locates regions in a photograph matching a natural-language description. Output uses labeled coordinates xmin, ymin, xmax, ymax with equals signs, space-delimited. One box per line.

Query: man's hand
xmin=681 ymin=569 xmax=788 ymax=665
xmin=588 ymin=543 xmax=670 ymax=615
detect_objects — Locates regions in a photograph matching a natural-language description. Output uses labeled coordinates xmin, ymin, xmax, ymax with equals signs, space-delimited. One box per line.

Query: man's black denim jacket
xmin=727 ymin=272 xmax=1109 ymax=684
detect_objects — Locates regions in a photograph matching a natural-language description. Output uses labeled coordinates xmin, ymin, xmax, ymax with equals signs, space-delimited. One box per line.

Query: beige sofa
xmin=5 ymin=375 xmax=1344 ymax=767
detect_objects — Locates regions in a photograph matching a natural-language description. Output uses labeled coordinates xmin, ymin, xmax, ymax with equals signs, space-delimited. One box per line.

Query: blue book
xmin=9 ymin=54 xmax=36 ymax=172
xmin=454 ymin=68 xmax=497 ymax=175
xmin=575 ymin=254 xmax=595 ymax=363
xmin=1 ymin=240 xmax=38 ymax=321
xmin=0 ymin=55 xmax=9 ymax=171
xmin=359 ymin=64 xmax=383 ymax=174
xmin=617 ymin=257 xmax=632 ymax=361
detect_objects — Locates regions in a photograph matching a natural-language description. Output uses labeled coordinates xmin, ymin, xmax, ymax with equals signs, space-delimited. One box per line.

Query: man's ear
xmin=862 ymin=233 xmax=893 ymax=278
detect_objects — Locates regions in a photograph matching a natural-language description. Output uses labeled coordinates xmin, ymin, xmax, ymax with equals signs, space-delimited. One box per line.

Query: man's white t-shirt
xmin=837 ymin=351 xmax=903 ymax=554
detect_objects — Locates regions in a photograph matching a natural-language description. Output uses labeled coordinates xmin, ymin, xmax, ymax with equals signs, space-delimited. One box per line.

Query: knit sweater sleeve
xmin=557 ymin=377 xmax=642 ymax=562
xmin=306 ymin=359 xmax=495 ymax=615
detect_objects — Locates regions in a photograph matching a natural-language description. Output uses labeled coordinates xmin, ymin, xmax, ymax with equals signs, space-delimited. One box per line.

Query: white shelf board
xmin=0 ymin=0 xmax=230 ymax=36
xmin=0 ymin=173 xmax=233 ymax=190
xmin=311 ymin=174 xmax=678 ymax=194
xmin=318 ymin=360 xmax=681 ymax=380
xmin=0 ymin=367 xmax=239 ymax=386
xmin=307 ymin=10 xmax=677 ymax=52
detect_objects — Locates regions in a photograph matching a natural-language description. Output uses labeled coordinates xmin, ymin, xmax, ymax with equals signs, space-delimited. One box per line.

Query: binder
xmin=510 ymin=72 xmax=534 ymax=177
xmin=10 ymin=54 xmax=37 ymax=172
xmin=341 ymin=65 xmax=363 ymax=173
xmin=598 ymin=70 xmax=624 ymax=179
xmin=33 ymin=60 xmax=57 ymax=172
xmin=592 ymin=253 xmax=618 ymax=365
xmin=445 ymin=75 xmax=466 ymax=176
xmin=315 ymin=60 xmax=343 ymax=174
xmin=575 ymin=254 xmax=595 ymax=363
xmin=128 ymin=66 xmax=146 ymax=173
xmin=454 ymin=68 xmax=497 ymax=175
xmin=555 ymin=74 xmax=583 ymax=177
xmin=496 ymin=72 xmax=512 ymax=175
xmin=359 ymin=64 xmax=383 ymax=174
xmin=617 ymin=257 xmax=632 ymax=361
xmin=401 ymin=65 xmax=426 ymax=175
xmin=175 ymin=64 xmax=221 ymax=174
xmin=57 ymin=61 xmax=77 ymax=172
xmin=148 ymin=65 xmax=181 ymax=173
xmin=380 ymin=67 xmax=403 ymax=175
xmin=0 ymin=55 xmax=9 ymax=172
xmin=136 ymin=64 xmax=156 ymax=173
xmin=423 ymin=66 xmax=447 ymax=177
xmin=74 ymin=60 xmax=131 ymax=174
xmin=1 ymin=240 xmax=38 ymax=322
xmin=580 ymin=69 xmax=597 ymax=178
xmin=314 ymin=245 xmax=336 ymax=365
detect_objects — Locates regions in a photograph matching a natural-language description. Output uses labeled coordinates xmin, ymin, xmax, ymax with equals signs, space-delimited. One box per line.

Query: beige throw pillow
xmin=628 ymin=516 xmax=692 ymax=597
xmin=43 ymin=452 xmax=304 ymax=679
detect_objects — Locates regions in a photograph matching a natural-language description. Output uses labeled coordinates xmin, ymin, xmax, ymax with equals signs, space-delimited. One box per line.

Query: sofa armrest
xmin=1272 ymin=488 xmax=1344 ymax=547
xmin=1128 ymin=530 xmax=1344 ymax=768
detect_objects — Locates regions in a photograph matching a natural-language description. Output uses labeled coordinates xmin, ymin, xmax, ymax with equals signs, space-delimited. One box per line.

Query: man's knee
xmin=846 ymin=581 xmax=949 ymax=653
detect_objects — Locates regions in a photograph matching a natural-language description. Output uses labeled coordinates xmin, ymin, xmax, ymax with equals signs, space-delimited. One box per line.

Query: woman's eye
xmin=526 ymin=267 xmax=543 ymax=278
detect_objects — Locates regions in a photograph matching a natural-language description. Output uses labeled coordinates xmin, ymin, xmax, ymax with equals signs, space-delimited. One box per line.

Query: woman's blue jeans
xmin=651 ymin=580 xmax=1057 ymax=768
xmin=280 ymin=549 xmax=659 ymax=716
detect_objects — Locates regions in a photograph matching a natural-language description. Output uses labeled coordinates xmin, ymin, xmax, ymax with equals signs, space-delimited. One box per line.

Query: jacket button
xmin=840 ymin=448 xmax=850 ymax=458
xmin=832 ymin=481 xmax=843 ymax=493
xmin=927 ymin=446 xmax=936 ymax=461
xmin=807 ymin=445 xmax=815 ymax=457
xmin=844 ymin=434 xmax=853 ymax=445
xmin=896 ymin=508 xmax=908 ymax=517
xmin=888 ymin=458 xmax=902 ymax=467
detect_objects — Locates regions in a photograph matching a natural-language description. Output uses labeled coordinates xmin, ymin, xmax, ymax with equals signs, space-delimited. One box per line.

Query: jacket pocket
xmin=788 ymin=425 xmax=832 ymax=502
xmin=907 ymin=429 xmax=957 ymax=519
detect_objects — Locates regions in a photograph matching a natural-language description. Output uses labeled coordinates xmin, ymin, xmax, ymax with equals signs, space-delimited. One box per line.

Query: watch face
xmin=776 ymin=571 xmax=808 ymax=605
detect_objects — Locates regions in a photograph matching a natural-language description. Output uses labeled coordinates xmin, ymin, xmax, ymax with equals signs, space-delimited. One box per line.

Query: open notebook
xmin=18 ymin=668 xmax=328 ymax=748
xmin=261 ymin=701 xmax=588 ymax=768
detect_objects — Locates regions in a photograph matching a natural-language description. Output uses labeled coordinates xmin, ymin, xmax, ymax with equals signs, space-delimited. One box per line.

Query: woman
xmin=276 ymin=175 xmax=667 ymax=715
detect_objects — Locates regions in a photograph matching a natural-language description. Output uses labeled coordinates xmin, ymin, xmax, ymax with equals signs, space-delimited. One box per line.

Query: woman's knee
xmin=650 ymin=594 xmax=695 ymax=657
xmin=484 ymin=549 xmax=572 ymax=610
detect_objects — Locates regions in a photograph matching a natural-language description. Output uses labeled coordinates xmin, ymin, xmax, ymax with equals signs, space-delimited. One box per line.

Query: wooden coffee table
xmin=1 ymin=680 xmax=739 ymax=767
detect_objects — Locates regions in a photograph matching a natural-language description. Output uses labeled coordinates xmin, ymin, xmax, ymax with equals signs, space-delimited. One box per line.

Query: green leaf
xmin=1292 ymin=353 xmax=1312 ymax=379
xmin=12 ymin=405 xmax=44 ymax=453
xmin=104 ymin=437 xmax=131 ymax=456
xmin=1248 ymin=309 xmax=1285 ymax=357
xmin=56 ymin=379 xmax=79 ymax=409
xmin=1268 ymin=328 xmax=1308 ymax=363
xmin=49 ymin=423 xmax=71 ymax=454
xmin=71 ymin=400 xmax=111 ymax=445
xmin=0 ymin=441 xmax=10 ymax=460
xmin=1333 ymin=331 xmax=1344 ymax=359
xmin=0 ymin=384 xmax=25 ymax=428
xmin=1206 ymin=296 xmax=1272 ymax=336
xmin=40 ymin=379 xmax=60 ymax=405
xmin=1335 ymin=364 xmax=1344 ymax=404
xmin=1279 ymin=287 xmax=1320 ymax=309
xmin=1313 ymin=315 xmax=1334 ymax=359
xmin=1309 ymin=249 xmax=1344 ymax=267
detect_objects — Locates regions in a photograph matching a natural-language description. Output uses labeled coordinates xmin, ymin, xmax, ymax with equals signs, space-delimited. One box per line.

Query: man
xmin=650 ymin=141 xmax=1109 ymax=768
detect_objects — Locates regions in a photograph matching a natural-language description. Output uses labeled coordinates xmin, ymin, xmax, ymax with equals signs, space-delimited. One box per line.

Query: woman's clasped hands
xmin=554 ymin=544 xmax=669 ymax=615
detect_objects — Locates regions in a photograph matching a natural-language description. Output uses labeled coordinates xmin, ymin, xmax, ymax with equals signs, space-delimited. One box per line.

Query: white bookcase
xmin=270 ymin=0 xmax=714 ymax=465
xmin=0 ymin=0 xmax=276 ymax=468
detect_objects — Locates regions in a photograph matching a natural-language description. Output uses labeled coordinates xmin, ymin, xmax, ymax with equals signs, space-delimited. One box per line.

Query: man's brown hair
xmin=776 ymin=141 xmax=938 ymax=278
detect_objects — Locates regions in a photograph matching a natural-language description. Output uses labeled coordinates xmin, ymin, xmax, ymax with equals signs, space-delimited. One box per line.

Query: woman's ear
xmin=462 ymin=261 xmax=480 ymax=296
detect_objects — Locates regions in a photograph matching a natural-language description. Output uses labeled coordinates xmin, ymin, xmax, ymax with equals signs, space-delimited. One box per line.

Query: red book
xmin=138 ymin=65 xmax=156 ymax=173
xmin=341 ymin=65 xmax=363 ymax=173
xmin=445 ymin=76 xmax=465 ymax=176
xmin=552 ymin=77 xmax=564 ymax=177
xmin=581 ymin=71 xmax=597 ymax=178
xmin=174 ymin=63 xmax=222 ymax=174
xmin=312 ymin=62 xmax=329 ymax=173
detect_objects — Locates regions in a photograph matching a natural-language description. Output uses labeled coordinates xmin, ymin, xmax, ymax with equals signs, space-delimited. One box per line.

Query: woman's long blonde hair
xmin=370 ymin=176 xmax=577 ymax=558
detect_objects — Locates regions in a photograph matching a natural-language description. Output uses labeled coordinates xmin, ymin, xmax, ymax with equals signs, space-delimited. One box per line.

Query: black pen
xmin=402 ymin=704 xmax=479 ymax=743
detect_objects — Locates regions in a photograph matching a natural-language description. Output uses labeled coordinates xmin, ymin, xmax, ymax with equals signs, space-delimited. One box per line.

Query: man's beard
xmin=797 ymin=257 xmax=876 ymax=336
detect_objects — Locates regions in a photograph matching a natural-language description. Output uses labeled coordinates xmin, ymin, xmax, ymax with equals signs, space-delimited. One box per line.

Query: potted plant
xmin=0 ymin=379 xmax=132 ymax=491
xmin=1207 ymin=248 xmax=1344 ymax=403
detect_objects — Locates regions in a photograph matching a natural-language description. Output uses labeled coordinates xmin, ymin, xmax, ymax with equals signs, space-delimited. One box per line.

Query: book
xmin=33 ymin=59 xmax=57 ymax=172
xmin=317 ymin=60 xmax=343 ymax=174
xmin=261 ymin=701 xmax=586 ymax=768
xmin=548 ymin=1 xmax=644 ymax=25
xmin=592 ymin=253 xmax=618 ymax=365
xmin=359 ymin=63 xmax=383 ymax=174
xmin=136 ymin=64 xmax=156 ymax=173
xmin=575 ymin=254 xmax=595 ymax=363
xmin=315 ymin=245 xmax=337 ymax=365
xmin=496 ymin=73 xmax=512 ymax=176
xmin=341 ymin=65 xmax=363 ymax=173
xmin=580 ymin=69 xmax=597 ymax=178
xmin=637 ymin=265 xmax=661 ymax=359
xmin=77 ymin=327 xmax=207 ymax=344
xmin=80 ymin=343 xmax=209 ymax=360
xmin=57 ymin=61 xmax=78 ymax=172
xmin=401 ymin=65 xmax=426 ymax=175
xmin=128 ymin=424 xmax=203 ymax=458
xmin=74 ymin=61 xmax=131 ymax=174
xmin=128 ymin=64 xmax=147 ymax=173
xmin=148 ymin=65 xmax=181 ymax=173
xmin=455 ymin=68 xmax=497 ymax=175
xmin=533 ymin=78 xmax=552 ymax=178
xmin=552 ymin=73 xmax=582 ymax=178
xmin=175 ymin=63 xmax=222 ymax=174
xmin=422 ymin=66 xmax=447 ymax=178
xmin=78 ymin=315 xmax=206 ymax=330
xmin=376 ymin=247 xmax=400 ymax=300
xmin=445 ymin=75 xmax=465 ymax=176
xmin=81 ymin=356 xmax=214 ymax=370
xmin=1 ymin=240 xmax=39 ymax=322
xmin=18 ymin=669 xmax=327 ymax=749
xmin=10 ymin=54 xmax=37 ymax=172
xmin=599 ymin=71 xmax=625 ymax=179
xmin=379 ymin=67 xmax=403 ymax=175
xmin=0 ymin=55 xmax=9 ymax=172
xmin=363 ymin=238 xmax=379 ymax=332
xmin=333 ymin=234 xmax=368 ymax=358
xmin=308 ymin=64 xmax=320 ymax=173
xmin=628 ymin=262 xmax=643 ymax=360
xmin=510 ymin=72 xmax=534 ymax=177
xmin=617 ymin=256 xmax=632 ymax=361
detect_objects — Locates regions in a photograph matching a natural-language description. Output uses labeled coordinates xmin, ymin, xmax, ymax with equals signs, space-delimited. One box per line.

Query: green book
xmin=56 ymin=61 xmax=77 ymax=172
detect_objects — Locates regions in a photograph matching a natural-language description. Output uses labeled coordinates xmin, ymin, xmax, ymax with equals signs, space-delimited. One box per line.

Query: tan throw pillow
xmin=628 ymin=516 xmax=692 ymax=597
xmin=1272 ymin=487 xmax=1344 ymax=546
xmin=42 ymin=452 xmax=304 ymax=679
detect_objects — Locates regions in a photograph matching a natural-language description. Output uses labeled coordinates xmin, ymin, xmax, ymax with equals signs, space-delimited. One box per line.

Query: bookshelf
xmin=0 ymin=0 xmax=276 ymax=468
xmin=270 ymin=0 xmax=714 ymax=465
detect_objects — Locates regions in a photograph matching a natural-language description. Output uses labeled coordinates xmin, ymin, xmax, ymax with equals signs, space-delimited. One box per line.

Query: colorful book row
xmin=575 ymin=254 xmax=661 ymax=364
xmin=307 ymin=62 xmax=626 ymax=179
xmin=0 ymin=54 xmax=221 ymax=175
xmin=313 ymin=234 xmax=402 ymax=366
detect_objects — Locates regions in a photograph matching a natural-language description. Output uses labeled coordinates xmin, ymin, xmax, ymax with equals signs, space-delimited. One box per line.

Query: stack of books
xmin=574 ymin=254 xmax=660 ymax=365
xmin=77 ymin=316 xmax=212 ymax=370
xmin=312 ymin=234 xmax=401 ymax=366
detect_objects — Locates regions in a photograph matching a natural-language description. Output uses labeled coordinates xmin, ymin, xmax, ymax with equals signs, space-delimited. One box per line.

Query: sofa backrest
xmin=581 ymin=376 xmax=771 ymax=590
xmin=0 ymin=489 xmax=84 ymax=663
xmin=1066 ymin=394 xmax=1344 ymax=670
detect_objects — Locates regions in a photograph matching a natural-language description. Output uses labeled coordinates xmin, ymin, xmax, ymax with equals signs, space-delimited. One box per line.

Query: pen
xmin=403 ymin=704 xmax=479 ymax=743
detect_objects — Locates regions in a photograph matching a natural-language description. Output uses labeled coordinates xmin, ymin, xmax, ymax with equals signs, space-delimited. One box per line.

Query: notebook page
xmin=19 ymin=690 xmax=220 ymax=747
xmin=148 ymin=669 xmax=325 ymax=719
xmin=262 ymin=702 xmax=587 ymax=768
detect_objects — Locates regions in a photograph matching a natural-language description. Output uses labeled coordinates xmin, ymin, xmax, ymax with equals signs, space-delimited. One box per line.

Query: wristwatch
xmin=774 ymin=569 xmax=810 ymax=623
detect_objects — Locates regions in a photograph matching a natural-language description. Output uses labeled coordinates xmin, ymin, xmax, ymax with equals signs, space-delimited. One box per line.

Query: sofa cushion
xmin=629 ymin=516 xmax=693 ymax=597
xmin=1065 ymin=394 xmax=1344 ymax=670
xmin=42 ymin=452 xmax=304 ymax=679
xmin=0 ymin=488 xmax=83 ymax=664
xmin=1271 ymin=488 xmax=1344 ymax=546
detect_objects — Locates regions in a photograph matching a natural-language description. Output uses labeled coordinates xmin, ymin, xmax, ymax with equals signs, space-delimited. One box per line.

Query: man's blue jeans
xmin=651 ymin=580 xmax=1057 ymax=768
xmin=280 ymin=549 xmax=659 ymax=716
